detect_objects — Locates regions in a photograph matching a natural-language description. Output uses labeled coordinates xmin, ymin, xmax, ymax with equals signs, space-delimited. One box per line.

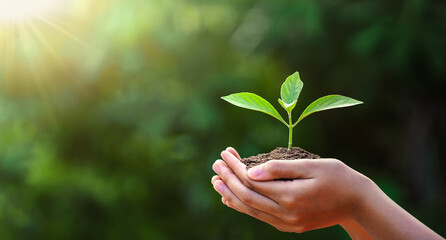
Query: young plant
xmin=221 ymin=71 xmax=363 ymax=150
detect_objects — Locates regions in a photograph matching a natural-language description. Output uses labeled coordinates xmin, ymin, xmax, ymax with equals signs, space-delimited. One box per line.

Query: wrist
xmin=346 ymin=172 xmax=394 ymax=239
xmin=339 ymin=173 xmax=377 ymax=240
xmin=340 ymin=220 xmax=373 ymax=240
xmin=348 ymin=172 xmax=379 ymax=224
xmin=344 ymin=174 xmax=444 ymax=240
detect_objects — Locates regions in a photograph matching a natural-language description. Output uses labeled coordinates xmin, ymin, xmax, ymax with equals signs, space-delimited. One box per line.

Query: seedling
xmin=221 ymin=71 xmax=363 ymax=150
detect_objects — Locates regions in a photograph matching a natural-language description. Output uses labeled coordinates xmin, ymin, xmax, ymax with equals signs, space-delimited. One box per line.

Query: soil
xmin=241 ymin=147 xmax=320 ymax=168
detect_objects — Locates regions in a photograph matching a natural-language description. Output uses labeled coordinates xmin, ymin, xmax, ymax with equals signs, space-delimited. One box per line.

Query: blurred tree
xmin=0 ymin=0 xmax=445 ymax=239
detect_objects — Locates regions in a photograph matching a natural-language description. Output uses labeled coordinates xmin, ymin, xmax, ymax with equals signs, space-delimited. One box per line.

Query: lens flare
xmin=0 ymin=0 xmax=91 ymax=97
xmin=0 ymin=0 xmax=60 ymax=22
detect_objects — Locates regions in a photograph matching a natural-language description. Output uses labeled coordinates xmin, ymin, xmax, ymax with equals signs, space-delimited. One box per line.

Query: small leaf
xmin=278 ymin=99 xmax=297 ymax=112
xmin=280 ymin=71 xmax=304 ymax=104
xmin=222 ymin=92 xmax=285 ymax=124
xmin=296 ymin=95 xmax=363 ymax=124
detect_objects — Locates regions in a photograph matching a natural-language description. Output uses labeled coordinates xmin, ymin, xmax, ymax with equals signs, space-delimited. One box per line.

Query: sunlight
xmin=0 ymin=0 xmax=91 ymax=98
xmin=0 ymin=0 xmax=60 ymax=22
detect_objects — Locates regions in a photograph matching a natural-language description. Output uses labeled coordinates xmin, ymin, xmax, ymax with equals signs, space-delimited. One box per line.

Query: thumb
xmin=247 ymin=159 xmax=314 ymax=181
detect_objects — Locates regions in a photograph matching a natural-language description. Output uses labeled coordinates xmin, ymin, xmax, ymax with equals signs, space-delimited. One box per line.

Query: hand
xmin=211 ymin=147 xmax=444 ymax=240
xmin=211 ymin=147 xmax=371 ymax=234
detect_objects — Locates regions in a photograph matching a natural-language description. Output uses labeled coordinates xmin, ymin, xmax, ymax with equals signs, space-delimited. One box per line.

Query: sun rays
xmin=0 ymin=0 xmax=57 ymax=22
xmin=0 ymin=0 xmax=93 ymax=83
xmin=1 ymin=1 xmax=93 ymax=61
xmin=0 ymin=0 xmax=96 ymax=126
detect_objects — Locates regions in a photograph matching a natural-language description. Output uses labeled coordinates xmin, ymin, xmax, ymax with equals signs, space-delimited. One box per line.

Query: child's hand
xmin=211 ymin=147 xmax=444 ymax=240
xmin=212 ymin=147 xmax=371 ymax=234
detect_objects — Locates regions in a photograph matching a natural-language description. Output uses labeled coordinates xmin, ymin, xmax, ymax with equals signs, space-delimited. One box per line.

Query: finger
xmin=247 ymin=159 xmax=315 ymax=181
xmin=211 ymin=175 xmax=222 ymax=184
xmin=226 ymin=147 xmax=242 ymax=160
xmin=213 ymin=160 xmax=280 ymax=213
xmin=213 ymin=180 xmax=284 ymax=228
xmin=220 ymin=150 xmax=291 ymax=200
xmin=223 ymin=198 xmax=238 ymax=210
xmin=218 ymin=151 xmax=248 ymax=184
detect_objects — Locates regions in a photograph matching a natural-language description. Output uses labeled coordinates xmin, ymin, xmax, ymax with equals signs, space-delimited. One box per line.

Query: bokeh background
xmin=1 ymin=0 xmax=445 ymax=239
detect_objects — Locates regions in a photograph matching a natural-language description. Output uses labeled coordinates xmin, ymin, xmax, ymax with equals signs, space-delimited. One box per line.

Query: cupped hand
xmin=211 ymin=147 xmax=372 ymax=234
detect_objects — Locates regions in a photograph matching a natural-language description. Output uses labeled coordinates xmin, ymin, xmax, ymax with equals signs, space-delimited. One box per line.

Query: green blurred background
xmin=1 ymin=0 xmax=445 ymax=239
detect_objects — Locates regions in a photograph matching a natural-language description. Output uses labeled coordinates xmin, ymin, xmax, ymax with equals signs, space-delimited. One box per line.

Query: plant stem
xmin=288 ymin=111 xmax=293 ymax=150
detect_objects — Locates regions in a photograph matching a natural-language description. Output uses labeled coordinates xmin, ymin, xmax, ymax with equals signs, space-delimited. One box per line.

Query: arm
xmin=211 ymin=147 xmax=444 ymax=240
xmin=350 ymin=178 xmax=442 ymax=240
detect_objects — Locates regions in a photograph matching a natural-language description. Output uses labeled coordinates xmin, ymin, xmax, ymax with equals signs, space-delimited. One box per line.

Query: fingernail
xmin=213 ymin=164 xmax=220 ymax=174
xmin=248 ymin=166 xmax=262 ymax=178
xmin=221 ymin=150 xmax=230 ymax=157
xmin=211 ymin=175 xmax=217 ymax=184
xmin=214 ymin=183 xmax=224 ymax=194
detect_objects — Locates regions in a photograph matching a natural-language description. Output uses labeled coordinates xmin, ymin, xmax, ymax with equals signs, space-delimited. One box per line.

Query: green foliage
xmin=280 ymin=71 xmax=303 ymax=109
xmin=0 ymin=0 xmax=445 ymax=239
xmin=221 ymin=92 xmax=286 ymax=124
xmin=278 ymin=98 xmax=297 ymax=112
xmin=222 ymin=71 xmax=363 ymax=149
xmin=295 ymin=95 xmax=364 ymax=126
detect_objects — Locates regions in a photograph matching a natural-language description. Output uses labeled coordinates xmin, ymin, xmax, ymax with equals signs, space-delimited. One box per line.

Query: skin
xmin=211 ymin=147 xmax=444 ymax=240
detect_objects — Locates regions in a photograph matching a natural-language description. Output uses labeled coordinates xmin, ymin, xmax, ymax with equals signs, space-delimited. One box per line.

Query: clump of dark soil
xmin=241 ymin=147 xmax=320 ymax=168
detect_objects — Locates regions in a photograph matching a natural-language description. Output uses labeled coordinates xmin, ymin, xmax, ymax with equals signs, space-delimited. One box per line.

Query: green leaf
xmin=280 ymin=71 xmax=303 ymax=104
xmin=296 ymin=95 xmax=363 ymax=125
xmin=222 ymin=92 xmax=286 ymax=124
xmin=278 ymin=99 xmax=297 ymax=112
